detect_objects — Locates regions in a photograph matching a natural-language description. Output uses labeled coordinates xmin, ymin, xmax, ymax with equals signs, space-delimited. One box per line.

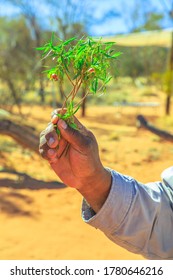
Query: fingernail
xmin=59 ymin=119 xmax=67 ymax=129
xmin=48 ymin=137 xmax=55 ymax=146
xmin=51 ymin=115 xmax=58 ymax=124
xmin=48 ymin=149 xmax=55 ymax=156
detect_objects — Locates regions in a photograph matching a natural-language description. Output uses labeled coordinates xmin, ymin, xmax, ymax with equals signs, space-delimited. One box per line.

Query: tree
xmin=2 ymin=0 xmax=49 ymax=103
xmin=159 ymin=0 xmax=173 ymax=115
xmin=47 ymin=0 xmax=90 ymax=40
xmin=115 ymin=0 xmax=172 ymax=114
xmin=0 ymin=16 xmax=35 ymax=113
xmin=125 ymin=0 xmax=172 ymax=115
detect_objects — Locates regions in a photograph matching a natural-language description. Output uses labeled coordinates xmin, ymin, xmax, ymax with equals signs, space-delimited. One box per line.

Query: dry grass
xmin=102 ymin=29 xmax=172 ymax=47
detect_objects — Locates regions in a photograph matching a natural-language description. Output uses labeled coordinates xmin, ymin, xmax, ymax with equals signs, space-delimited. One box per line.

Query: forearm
xmin=82 ymin=169 xmax=173 ymax=259
xmin=78 ymin=167 xmax=112 ymax=213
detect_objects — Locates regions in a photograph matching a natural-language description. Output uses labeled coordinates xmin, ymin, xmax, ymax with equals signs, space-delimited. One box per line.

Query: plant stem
xmin=75 ymin=91 xmax=90 ymax=107
xmin=72 ymin=79 xmax=82 ymax=100
xmin=41 ymin=50 xmax=52 ymax=61
xmin=61 ymin=86 xmax=76 ymax=109
xmin=64 ymin=68 xmax=75 ymax=87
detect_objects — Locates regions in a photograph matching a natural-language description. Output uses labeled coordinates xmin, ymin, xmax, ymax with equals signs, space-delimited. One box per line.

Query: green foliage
xmin=0 ymin=16 xmax=38 ymax=111
xmin=133 ymin=12 xmax=163 ymax=32
xmin=151 ymin=70 xmax=173 ymax=97
xmin=37 ymin=35 xmax=121 ymax=132
xmin=118 ymin=45 xmax=167 ymax=79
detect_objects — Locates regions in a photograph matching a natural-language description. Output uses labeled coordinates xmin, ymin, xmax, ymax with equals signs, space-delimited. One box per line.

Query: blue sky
xmin=89 ymin=0 xmax=173 ymax=35
xmin=0 ymin=0 xmax=172 ymax=36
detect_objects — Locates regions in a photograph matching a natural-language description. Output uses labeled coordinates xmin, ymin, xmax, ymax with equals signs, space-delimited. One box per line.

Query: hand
xmin=39 ymin=110 xmax=112 ymax=212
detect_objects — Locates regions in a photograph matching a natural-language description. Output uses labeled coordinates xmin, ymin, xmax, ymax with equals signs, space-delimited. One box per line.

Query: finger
xmin=47 ymin=148 xmax=59 ymax=163
xmin=39 ymin=137 xmax=58 ymax=162
xmin=51 ymin=109 xmax=58 ymax=118
xmin=57 ymin=119 xmax=93 ymax=152
xmin=51 ymin=108 xmax=67 ymax=119
xmin=51 ymin=115 xmax=59 ymax=124
xmin=39 ymin=123 xmax=58 ymax=157
xmin=39 ymin=140 xmax=50 ymax=160
xmin=72 ymin=116 xmax=88 ymax=136
xmin=45 ymin=128 xmax=59 ymax=148
xmin=40 ymin=122 xmax=59 ymax=148
xmin=40 ymin=122 xmax=53 ymax=139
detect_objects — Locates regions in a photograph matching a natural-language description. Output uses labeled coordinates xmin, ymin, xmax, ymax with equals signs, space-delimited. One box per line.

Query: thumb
xmin=57 ymin=119 xmax=92 ymax=151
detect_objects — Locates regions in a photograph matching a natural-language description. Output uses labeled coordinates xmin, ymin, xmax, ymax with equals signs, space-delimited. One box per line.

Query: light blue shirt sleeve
xmin=81 ymin=168 xmax=173 ymax=260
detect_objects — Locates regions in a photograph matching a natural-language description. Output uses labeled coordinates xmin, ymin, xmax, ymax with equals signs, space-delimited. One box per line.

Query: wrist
xmin=78 ymin=167 xmax=112 ymax=213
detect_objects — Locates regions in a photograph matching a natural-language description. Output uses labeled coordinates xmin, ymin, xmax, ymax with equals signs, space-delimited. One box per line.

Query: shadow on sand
xmin=0 ymin=169 xmax=66 ymax=217
xmin=0 ymin=169 xmax=66 ymax=190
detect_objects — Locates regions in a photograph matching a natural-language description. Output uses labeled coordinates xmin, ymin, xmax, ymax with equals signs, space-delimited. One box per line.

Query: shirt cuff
xmin=81 ymin=168 xmax=134 ymax=234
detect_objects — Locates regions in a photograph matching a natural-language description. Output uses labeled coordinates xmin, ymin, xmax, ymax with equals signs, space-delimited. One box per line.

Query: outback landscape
xmin=0 ymin=0 xmax=173 ymax=265
xmin=0 ymin=81 xmax=173 ymax=260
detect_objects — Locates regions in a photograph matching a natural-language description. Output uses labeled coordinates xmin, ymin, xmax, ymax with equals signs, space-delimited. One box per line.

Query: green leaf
xmin=73 ymin=71 xmax=81 ymax=80
xmin=61 ymin=55 xmax=69 ymax=72
xmin=88 ymin=38 xmax=92 ymax=47
xmin=112 ymin=51 xmax=122 ymax=58
xmin=73 ymin=105 xmax=80 ymax=115
xmin=56 ymin=127 xmax=61 ymax=137
xmin=63 ymin=37 xmax=76 ymax=46
xmin=91 ymin=78 xmax=98 ymax=94
xmin=50 ymin=32 xmax=55 ymax=44
xmin=104 ymin=76 xmax=112 ymax=84
xmin=69 ymin=122 xmax=78 ymax=130
xmin=36 ymin=46 xmax=46 ymax=51
xmin=77 ymin=45 xmax=87 ymax=54
xmin=103 ymin=41 xmax=115 ymax=45
xmin=101 ymin=52 xmax=113 ymax=58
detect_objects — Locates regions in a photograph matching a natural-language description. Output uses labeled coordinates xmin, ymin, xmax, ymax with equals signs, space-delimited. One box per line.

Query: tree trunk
xmin=31 ymin=17 xmax=45 ymax=103
xmin=166 ymin=95 xmax=171 ymax=115
xmin=0 ymin=119 xmax=66 ymax=190
xmin=6 ymin=79 xmax=22 ymax=115
xmin=0 ymin=119 xmax=39 ymax=153
xmin=166 ymin=31 xmax=173 ymax=115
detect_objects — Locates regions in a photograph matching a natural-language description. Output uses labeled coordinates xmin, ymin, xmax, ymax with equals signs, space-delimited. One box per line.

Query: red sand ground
xmin=0 ymin=105 xmax=172 ymax=260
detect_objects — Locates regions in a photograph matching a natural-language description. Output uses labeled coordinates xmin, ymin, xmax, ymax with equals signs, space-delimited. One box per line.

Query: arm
xmin=82 ymin=169 xmax=173 ymax=260
xmin=39 ymin=112 xmax=173 ymax=260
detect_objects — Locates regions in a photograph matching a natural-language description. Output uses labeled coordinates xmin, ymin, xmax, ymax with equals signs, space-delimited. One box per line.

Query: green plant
xmin=37 ymin=35 xmax=121 ymax=134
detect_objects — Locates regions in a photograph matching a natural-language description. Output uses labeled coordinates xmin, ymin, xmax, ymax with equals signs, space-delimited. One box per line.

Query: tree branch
xmin=137 ymin=114 xmax=173 ymax=142
xmin=0 ymin=118 xmax=39 ymax=153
